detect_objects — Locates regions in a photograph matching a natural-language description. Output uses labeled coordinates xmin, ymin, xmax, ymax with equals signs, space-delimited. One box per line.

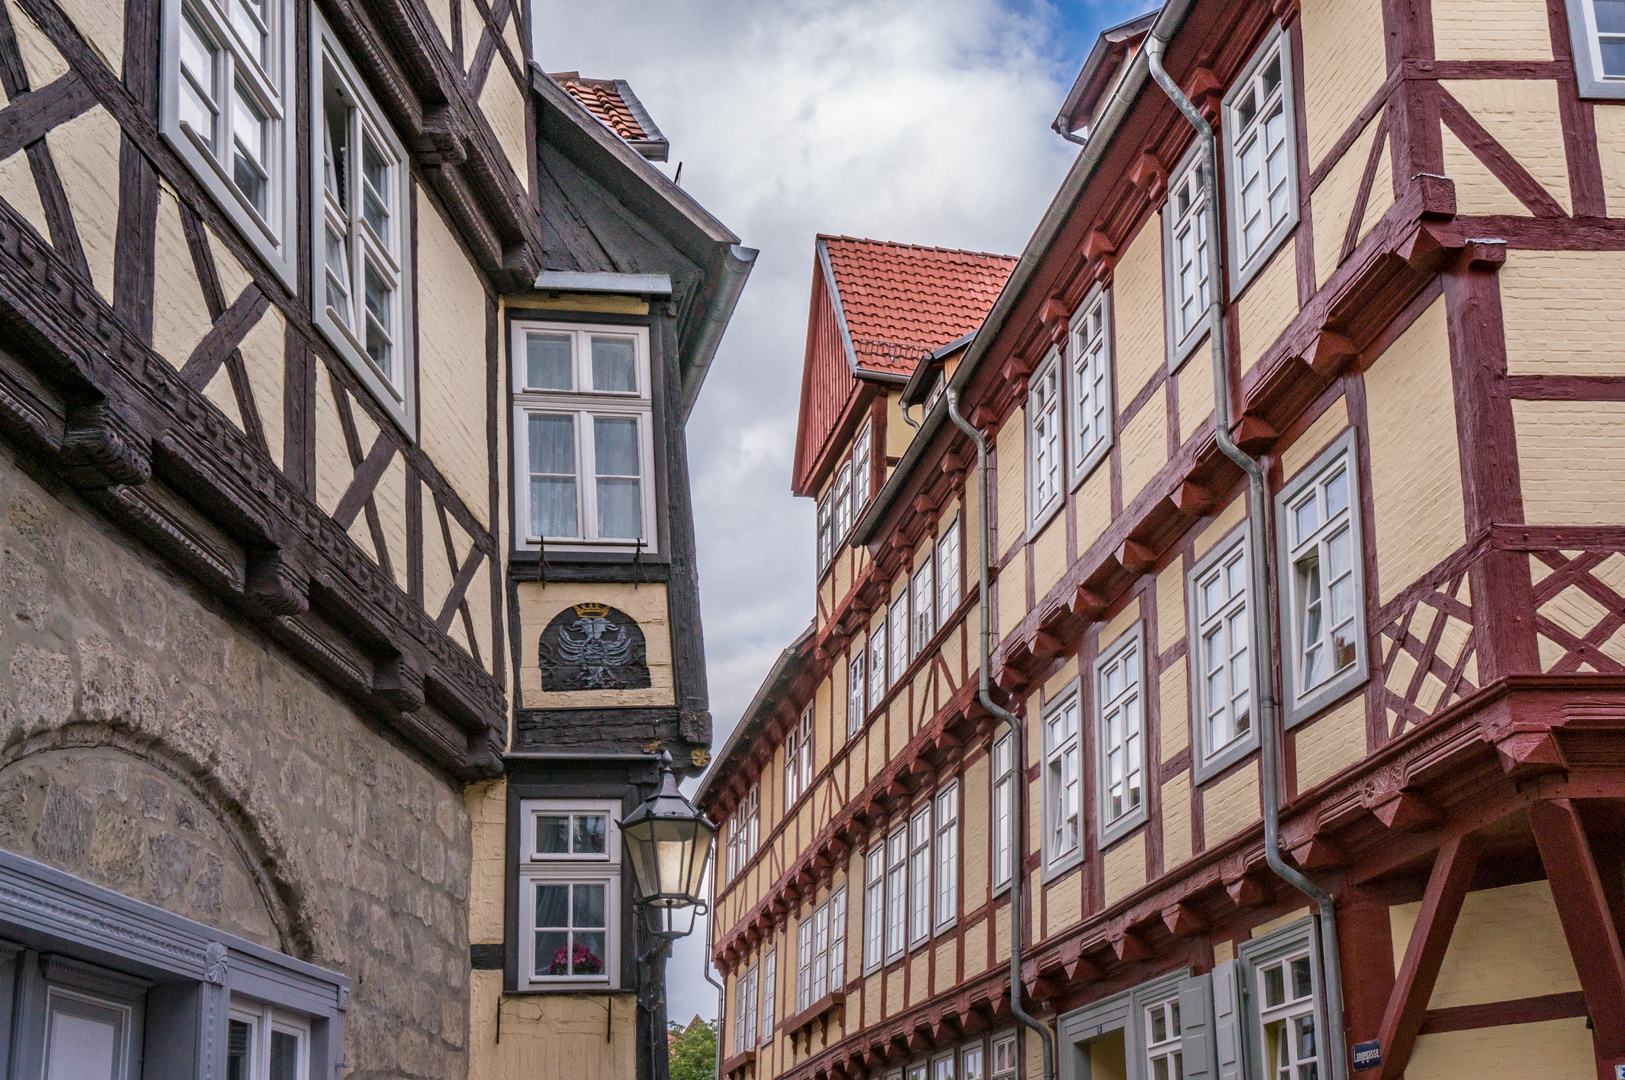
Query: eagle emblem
xmin=538 ymin=602 xmax=651 ymax=691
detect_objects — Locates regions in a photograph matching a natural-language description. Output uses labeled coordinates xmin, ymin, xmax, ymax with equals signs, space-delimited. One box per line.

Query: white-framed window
xmin=727 ymin=785 xmax=759 ymax=882
xmin=817 ymin=494 xmax=835 ymax=573
xmin=912 ymin=558 xmax=936 ymax=655
xmin=853 ymin=420 xmax=873 ymax=514
xmin=908 ymin=1064 xmax=928 ymax=1080
xmin=1188 ymin=526 xmax=1258 ymax=781
xmin=1043 ymin=690 xmax=1082 ymax=872
xmin=518 ymin=799 xmax=620 ymax=988
xmin=160 ymin=0 xmax=297 ymax=289
xmin=889 ymin=593 xmax=910 ymax=683
xmin=1239 ymin=921 xmax=1323 ymax=1080
xmin=1144 ymin=995 xmax=1183 ymax=1080
xmin=736 ymin=961 xmax=758 ymax=1053
xmin=816 ymin=420 xmax=874 ymax=575
xmin=1568 ymin=0 xmax=1625 ymax=98
xmin=1163 ymin=147 xmax=1212 ymax=370
xmin=1070 ymin=288 xmax=1113 ymax=482
xmin=869 ymin=624 xmax=888 ymax=709
xmin=512 ymin=322 xmax=656 ymax=554
xmin=760 ymin=947 xmax=776 ymax=1044
xmin=1275 ymin=430 xmax=1367 ymax=727
xmin=833 ymin=464 xmax=854 ymax=547
xmin=936 ymin=520 xmax=962 ymax=623
xmin=312 ymin=12 xmax=415 ymax=434
xmin=797 ymin=890 xmax=845 ymax=1011
xmin=933 ymin=783 xmax=958 ymax=930
xmin=785 ymin=706 xmax=813 ymax=810
xmin=992 ymin=1033 xmax=1019 ymax=1079
xmin=908 ymin=804 xmax=932 ymax=946
xmin=1028 ymin=354 xmax=1064 ymax=528
xmin=864 ymin=843 xmax=886 ymax=973
xmin=885 ymin=825 xmax=907 ymax=962
xmin=1095 ymin=625 xmax=1147 ymax=847
xmin=226 ymin=998 xmax=309 ymax=1080
xmin=1223 ymin=26 xmax=1299 ymax=290
xmin=849 ymin=647 xmax=867 ymax=737
xmin=933 ymin=1052 xmax=957 ymax=1080
xmin=962 ymin=1043 xmax=986 ymax=1080
xmin=991 ymin=732 xmax=1015 ymax=891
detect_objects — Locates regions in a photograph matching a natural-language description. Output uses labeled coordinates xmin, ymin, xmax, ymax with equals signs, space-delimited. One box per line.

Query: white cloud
xmin=533 ymin=0 xmax=1135 ymax=1022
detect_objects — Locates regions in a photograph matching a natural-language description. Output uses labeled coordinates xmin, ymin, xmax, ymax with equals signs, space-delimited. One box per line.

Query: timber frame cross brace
xmin=1376 ymin=802 xmax=1625 ymax=1080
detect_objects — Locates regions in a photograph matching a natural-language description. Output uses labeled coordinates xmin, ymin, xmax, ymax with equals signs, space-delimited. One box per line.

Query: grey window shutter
xmin=1177 ymin=974 xmax=1215 ymax=1080
xmin=1211 ymin=959 xmax=1245 ymax=1080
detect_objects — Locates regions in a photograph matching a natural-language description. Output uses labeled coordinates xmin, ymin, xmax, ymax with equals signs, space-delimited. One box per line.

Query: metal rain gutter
xmin=680 ymin=243 xmax=758 ymax=421
xmin=947 ymin=386 xmax=1055 ymax=1080
xmin=1143 ymin=29 xmax=1350 ymax=1080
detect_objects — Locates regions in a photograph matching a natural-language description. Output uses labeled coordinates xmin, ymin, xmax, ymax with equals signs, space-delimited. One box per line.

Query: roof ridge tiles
xmin=817 ymin=234 xmax=1018 ymax=263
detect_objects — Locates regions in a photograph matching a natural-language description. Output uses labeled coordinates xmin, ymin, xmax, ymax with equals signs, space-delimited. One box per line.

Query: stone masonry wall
xmin=0 ymin=441 xmax=472 ymax=1079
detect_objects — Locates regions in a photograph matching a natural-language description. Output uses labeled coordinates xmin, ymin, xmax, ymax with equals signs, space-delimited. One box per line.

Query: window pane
xmin=597 ymin=478 xmax=641 ymax=539
xmin=591 ymin=336 xmax=638 ymax=392
xmin=268 ymin=1032 xmax=299 ymax=1080
xmin=527 ymin=333 xmax=573 ymax=389
xmin=573 ymin=883 xmax=606 ymax=928
xmin=537 ymin=929 xmax=570 ymax=974
xmin=536 ymin=883 xmax=569 ymax=927
xmin=530 ymin=414 xmax=575 ymax=473
xmin=323 ymin=85 xmax=347 ymax=209
xmin=573 ymin=931 xmax=606 ymax=974
xmin=594 ymin=416 xmax=640 ymax=475
xmin=362 ymin=136 xmax=390 ymax=239
xmin=226 ymin=1019 xmax=251 ymax=1080
xmin=532 ymin=477 xmax=578 ymax=538
xmin=230 ymin=0 xmax=269 ymax=67
xmin=1604 ymin=37 xmax=1625 ymax=76
xmin=1600 ymin=0 xmax=1625 ymax=33
xmin=364 ymin=262 xmax=393 ymax=376
xmin=180 ymin=11 xmax=218 ymax=151
xmin=232 ymin=85 xmax=268 ymax=215
xmin=574 ymin=814 xmax=607 ymax=854
xmin=536 ymin=814 xmax=569 ymax=854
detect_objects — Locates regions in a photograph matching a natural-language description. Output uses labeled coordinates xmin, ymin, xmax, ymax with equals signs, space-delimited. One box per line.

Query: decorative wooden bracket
xmin=1163 ymin=901 xmax=1209 ymax=937
xmin=1170 ymin=481 xmax=1214 ymax=517
xmin=1377 ymin=833 xmax=1481 ymax=1080
xmin=1369 ymin=791 xmax=1443 ymax=832
xmin=59 ymin=399 xmax=150 ymax=489
xmin=1117 ymin=538 xmax=1157 ymax=575
xmin=1129 ymin=152 xmax=1167 ymax=200
xmin=1111 ymin=930 xmax=1152 ymax=962
xmin=1224 ymin=869 xmax=1271 ymax=908
xmin=372 ymin=653 xmax=426 ymax=713
xmin=1070 ymin=584 xmax=1106 ymax=619
xmin=244 ymin=548 xmax=309 ymax=616
xmin=1306 ymin=329 xmax=1358 ymax=378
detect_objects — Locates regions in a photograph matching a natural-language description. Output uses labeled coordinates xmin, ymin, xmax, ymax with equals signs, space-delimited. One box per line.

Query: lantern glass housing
xmin=622 ymin=755 xmax=716 ymax=910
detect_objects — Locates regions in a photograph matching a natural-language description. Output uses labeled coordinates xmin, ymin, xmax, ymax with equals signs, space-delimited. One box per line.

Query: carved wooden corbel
xmin=59 ymin=398 xmax=150 ymax=489
xmin=245 ymin=548 xmax=310 ymax=616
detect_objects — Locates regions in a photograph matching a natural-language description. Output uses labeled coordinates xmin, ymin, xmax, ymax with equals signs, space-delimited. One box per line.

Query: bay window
xmin=513 ymin=323 xmax=656 ymax=553
xmin=518 ymin=800 xmax=620 ymax=988
xmin=162 ymin=0 xmax=297 ymax=288
xmin=313 ymin=13 xmax=414 ymax=433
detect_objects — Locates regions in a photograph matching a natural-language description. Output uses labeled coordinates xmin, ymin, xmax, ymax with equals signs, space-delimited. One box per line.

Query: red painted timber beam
xmin=1529 ymin=798 xmax=1625 ymax=1065
xmin=1377 ymin=833 xmax=1481 ymax=1080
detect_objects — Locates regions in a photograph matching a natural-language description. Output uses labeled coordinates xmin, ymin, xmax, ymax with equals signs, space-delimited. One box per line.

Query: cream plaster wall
xmin=1300 ymin=0 xmax=1389 ymax=170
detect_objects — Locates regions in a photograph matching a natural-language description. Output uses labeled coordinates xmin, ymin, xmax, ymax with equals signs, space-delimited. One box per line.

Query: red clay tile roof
xmin=549 ymin=72 xmax=651 ymax=142
xmin=821 ymin=236 xmax=1017 ymax=375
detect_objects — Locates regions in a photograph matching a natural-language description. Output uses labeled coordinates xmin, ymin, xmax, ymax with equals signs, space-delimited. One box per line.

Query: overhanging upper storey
xmin=791 ymin=237 xmax=1014 ymax=498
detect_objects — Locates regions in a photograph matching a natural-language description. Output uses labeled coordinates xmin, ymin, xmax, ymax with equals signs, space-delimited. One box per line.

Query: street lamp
xmin=622 ymin=751 xmax=716 ymax=935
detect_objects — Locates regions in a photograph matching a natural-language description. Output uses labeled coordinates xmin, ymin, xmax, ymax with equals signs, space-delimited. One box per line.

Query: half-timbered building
xmin=702 ymin=2 xmax=1625 ymax=1080
xmin=0 ymin=0 xmax=750 ymax=1070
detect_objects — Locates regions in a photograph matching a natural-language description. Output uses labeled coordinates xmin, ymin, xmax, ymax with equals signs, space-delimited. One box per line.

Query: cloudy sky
xmin=535 ymin=0 xmax=1146 ymax=1022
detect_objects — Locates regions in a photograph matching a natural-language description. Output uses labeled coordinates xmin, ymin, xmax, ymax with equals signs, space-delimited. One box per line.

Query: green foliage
xmin=667 ymin=1015 xmax=718 ymax=1080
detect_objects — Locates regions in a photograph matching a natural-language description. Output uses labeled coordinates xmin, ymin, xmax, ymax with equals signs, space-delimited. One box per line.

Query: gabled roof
xmin=819 ymin=236 xmax=1017 ymax=377
xmin=548 ymin=72 xmax=671 ymax=162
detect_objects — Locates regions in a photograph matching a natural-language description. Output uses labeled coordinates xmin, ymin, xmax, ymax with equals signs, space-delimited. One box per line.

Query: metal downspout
xmin=947 ymin=387 xmax=1057 ymax=1080
xmin=1143 ymin=33 xmax=1349 ymax=1080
